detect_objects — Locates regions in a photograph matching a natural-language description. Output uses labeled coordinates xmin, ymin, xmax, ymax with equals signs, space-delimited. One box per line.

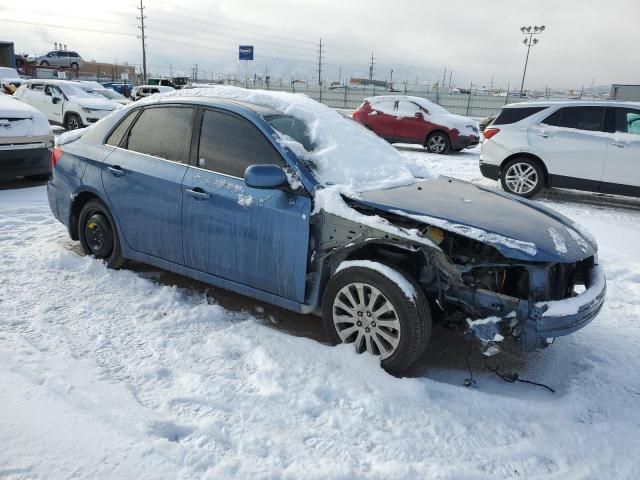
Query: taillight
xmin=51 ymin=146 xmax=64 ymax=167
xmin=483 ymin=128 xmax=500 ymax=140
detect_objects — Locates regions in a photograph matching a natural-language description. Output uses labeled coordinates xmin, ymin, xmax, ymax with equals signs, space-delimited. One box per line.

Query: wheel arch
xmin=424 ymin=129 xmax=450 ymax=148
xmin=500 ymin=152 xmax=549 ymax=185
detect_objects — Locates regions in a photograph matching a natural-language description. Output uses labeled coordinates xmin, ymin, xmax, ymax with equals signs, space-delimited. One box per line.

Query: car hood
xmin=68 ymin=95 xmax=117 ymax=110
xmin=431 ymin=113 xmax=478 ymax=135
xmin=347 ymin=177 xmax=596 ymax=262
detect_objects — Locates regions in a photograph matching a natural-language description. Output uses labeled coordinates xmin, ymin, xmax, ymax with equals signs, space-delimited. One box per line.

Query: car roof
xmin=144 ymin=95 xmax=281 ymax=117
xmin=504 ymin=100 xmax=640 ymax=109
xmin=24 ymin=79 xmax=83 ymax=87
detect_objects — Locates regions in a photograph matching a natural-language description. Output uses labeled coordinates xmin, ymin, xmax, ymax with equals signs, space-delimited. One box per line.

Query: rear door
xmin=395 ymin=100 xmax=429 ymax=143
xmin=102 ymin=105 xmax=195 ymax=264
xmin=367 ymin=99 xmax=397 ymax=141
xmin=601 ymin=107 xmax=640 ymax=193
xmin=530 ymin=106 xmax=608 ymax=185
xmin=181 ymin=108 xmax=311 ymax=302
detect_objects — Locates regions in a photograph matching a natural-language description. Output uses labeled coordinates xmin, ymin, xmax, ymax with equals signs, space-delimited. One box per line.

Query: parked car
xmin=147 ymin=78 xmax=178 ymax=89
xmin=46 ymin=90 xmax=605 ymax=374
xmin=35 ymin=50 xmax=84 ymax=69
xmin=14 ymin=79 xmax=121 ymax=130
xmin=74 ymin=81 xmax=132 ymax=106
xmin=0 ymin=92 xmax=53 ymax=180
xmin=352 ymin=95 xmax=479 ymax=153
xmin=131 ymin=85 xmax=174 ymax=101
xmin=480 ymin=101 xmax=640 ymax=198
xmin=101 ymin=82 xmax=132 ymax=98
xmin=0 ymin=67 xmax=23 ymax=92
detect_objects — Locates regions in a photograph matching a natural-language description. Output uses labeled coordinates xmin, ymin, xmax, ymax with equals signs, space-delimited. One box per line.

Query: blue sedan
xmin=47 ymin=93 xmax=605 ymax=374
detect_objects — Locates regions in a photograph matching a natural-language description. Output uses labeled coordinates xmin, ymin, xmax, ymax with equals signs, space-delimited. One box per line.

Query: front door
xmin=530 ymin=106 xmax=608 ymax=185
xmin=43 ymin=85 xmax=64 ymax=124
xmin=601 ymin=107 xmax=640 ymax=194
xmin=182 ymin=108 xmax=311 ymax=303
xmin=102 ymin=105 xmax=195 ymax=264
xmin=395 ymin=100 xmax=429 ymax=143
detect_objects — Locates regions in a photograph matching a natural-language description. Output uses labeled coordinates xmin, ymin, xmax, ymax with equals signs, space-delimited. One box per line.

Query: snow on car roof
xmin=149 ymin=85 xmax=434 ymax=190
xmin=366 ymin=95 xmax=448 ymax=115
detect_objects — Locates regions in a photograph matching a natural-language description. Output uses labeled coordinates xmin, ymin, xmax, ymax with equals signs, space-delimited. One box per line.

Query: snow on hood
xmin=68 ymin=95 xmax=117 ymax=110
xmin=0 ymin=93 xmax=51 ymax=139
xmin=148 ymin=86 xmax=435 ymax=191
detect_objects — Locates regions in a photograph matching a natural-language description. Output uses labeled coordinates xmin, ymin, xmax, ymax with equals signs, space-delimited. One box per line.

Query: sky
xmin=1 ymin=0 xmax=638 ymax=91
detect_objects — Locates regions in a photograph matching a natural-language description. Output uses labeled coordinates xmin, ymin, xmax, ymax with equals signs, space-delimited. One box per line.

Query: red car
xmin=352 ymin=95 xmax=479 ymax=154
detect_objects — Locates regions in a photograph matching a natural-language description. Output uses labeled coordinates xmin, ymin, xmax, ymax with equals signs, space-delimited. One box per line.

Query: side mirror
xmin=52 ymin=96 xmax=61 ymax=104
xmin=414 ymin=111 xmax=424 ymax=119
xmin=244 ymin=164 xmax=287 ymax=189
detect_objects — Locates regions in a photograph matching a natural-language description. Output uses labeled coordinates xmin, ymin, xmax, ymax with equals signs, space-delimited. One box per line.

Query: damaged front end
xmin=313 ymin=196 xmax=606 ymax=356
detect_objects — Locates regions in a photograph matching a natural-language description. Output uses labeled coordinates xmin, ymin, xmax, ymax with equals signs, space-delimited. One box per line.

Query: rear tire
xmin=322 ymin=263 xmax=431 ymax=376
xmin=500 ymin=157 xmax=545 ymax=198
xmin=78 ymin=199 xmax=125 ymax=269
xmin=70 ymin=62 xmax=79 ymax=69
xmin=425 ymin=132 xmax=450 ymax=154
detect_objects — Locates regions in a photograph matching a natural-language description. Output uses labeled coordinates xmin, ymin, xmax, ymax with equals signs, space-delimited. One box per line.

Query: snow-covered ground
xmin=1 ymin=146 xmax=640 ymax=479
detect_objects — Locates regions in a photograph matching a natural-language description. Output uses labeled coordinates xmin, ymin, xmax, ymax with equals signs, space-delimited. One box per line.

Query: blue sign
xmin=239 ymin=45 xmax=254 ymax=61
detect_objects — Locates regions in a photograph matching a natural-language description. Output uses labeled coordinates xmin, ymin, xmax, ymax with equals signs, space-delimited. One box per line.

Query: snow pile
xmin=0 ymin=93 xmax=51 ymax=139
xmin=390 ymin=209 xmax=538 ymax=257
xmin=336 ymin=260 xmax=417 ymax=301
xmin=148 ymin=86 xmax=435 ymax=190
xmin=547 ymin=227 xmax=568 ymax=255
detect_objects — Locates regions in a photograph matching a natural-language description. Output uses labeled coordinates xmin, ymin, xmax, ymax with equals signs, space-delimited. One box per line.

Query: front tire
xmin=425 ymin=131 xmax=450 ymax=154
xmin=500 ymin=157 xmax=545 ymax=198
xmin=322 ymin=263 xmax=431 ymax=375
xmin=65 ymin=113 xmax=82 ymax=130
xmin=40 ymin=60 xmax=49 ymax=66
xmin=78 ymin=199 xmax=125 ymax=269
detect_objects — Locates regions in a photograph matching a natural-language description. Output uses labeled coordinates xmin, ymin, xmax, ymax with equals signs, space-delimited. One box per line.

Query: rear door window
xmin=542 ymin=106 xmax=606 ymax=132
xmin=105 ymin=109 xmax=140 ymax=147
xmin=370 ymin=100 xmax=396 ymax=115
xmin=493 ymin=106 xmax=547 ymax=124
xmin=123 ymin=106 xmax=195 ymax=163
xmin=198 ymin=109 xmax=285 ymax=178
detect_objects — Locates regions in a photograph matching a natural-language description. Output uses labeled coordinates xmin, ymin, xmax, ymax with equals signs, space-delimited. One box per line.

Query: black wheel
xmin=78 ymin=199 xmax=125 ymax=269
xmin=322 ymin=263 xmax=431 ymax=375
xmin=500 ymin=157 xmax=545 ymax=198
xmin=70 ymin=62 xmax=79 ymax=69
xmin=40 ymin=60 xmax=49 ymax=66
xmin=65 ymin=113 xmax=82 ymax=130
xmin=425 ymin=131 xmax=450 ymax=154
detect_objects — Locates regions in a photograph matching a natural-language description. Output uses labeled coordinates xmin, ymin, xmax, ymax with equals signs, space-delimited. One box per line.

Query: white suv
xmin=480 ymin=101 xmax=640 ymax=198
xmin=14 ymin=79 xmax=120 ymax=130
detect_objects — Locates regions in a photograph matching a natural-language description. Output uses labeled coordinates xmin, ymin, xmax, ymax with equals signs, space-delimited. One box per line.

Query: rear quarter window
xmin=494 ymin=106 xmax=548 ymax=125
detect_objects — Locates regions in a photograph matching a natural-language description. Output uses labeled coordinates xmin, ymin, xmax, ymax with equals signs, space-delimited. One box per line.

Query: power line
xmin=137 ymin=0 xmax=148 ymax=83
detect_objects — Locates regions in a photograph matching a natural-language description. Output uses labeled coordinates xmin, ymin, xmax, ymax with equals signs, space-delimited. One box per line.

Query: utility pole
xmin=448 ymin=71 xmax=452 ymax=90
xmin=519 ymin=25 xmax=545 ymax=97
xmin=389 ymin=69 xmax=393 ymax=90
xmin=137 ymin=0 xmax=147 ymax=83
xmin=442 ymin=67 xmax=447 ymax=85
xmin=169 ymin=63 xmax=173 ymax=78
xmin=316 ymin=38 xmax=323 ymax=86
xmin=369 ymin=52 xmax=375 ymax=81
xmin=194 ymin=62 xmax=198 ymax=82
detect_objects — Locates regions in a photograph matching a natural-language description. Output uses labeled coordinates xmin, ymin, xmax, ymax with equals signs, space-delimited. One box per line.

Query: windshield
xmin=99 ymin=89 xmax=126 ymax=101
xmin=58 ymin=83 xmax=99 ymax=98
xmin=266 ymin=115 xmax=315 ymax=152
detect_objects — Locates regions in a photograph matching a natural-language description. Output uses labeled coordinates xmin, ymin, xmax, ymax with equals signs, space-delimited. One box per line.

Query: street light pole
xmin=519 ymin=25 xmax=545 ymax=97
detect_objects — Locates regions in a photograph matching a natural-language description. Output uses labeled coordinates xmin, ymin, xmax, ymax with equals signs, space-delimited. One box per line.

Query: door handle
xmin=107 ymin=165 xmax=126 ymax=177
xmin=537 ymin=131 xmax=550 ymax=138
xmin=610 ymin=141 xmax=627 ymax=148
xmin=185 ymin=187 xmax=211 ymax=200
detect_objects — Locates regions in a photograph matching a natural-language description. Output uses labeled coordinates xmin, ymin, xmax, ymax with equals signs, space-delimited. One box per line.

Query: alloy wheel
xmin=67 ymin=117 xmax=79 ymax=130
xmin=332 ymin=282 xmax=401 ymax=360
xmin=428 ymin=134 xmax=447 ymax=153
xmin=504 ymin=162 xmax=538 ymax=194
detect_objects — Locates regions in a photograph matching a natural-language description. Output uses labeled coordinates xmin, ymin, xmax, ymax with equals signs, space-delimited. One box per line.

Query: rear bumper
xmin=452 ymin=134 xmax=479 ymax=150
xmin=479 ymin=162 xmax=500 ymax=180
xmin=0 ymin=144 xmax=50 ymax=179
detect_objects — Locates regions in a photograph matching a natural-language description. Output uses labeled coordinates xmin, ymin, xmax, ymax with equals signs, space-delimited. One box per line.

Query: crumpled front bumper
xmin=519 ymin=265 xmax=606 ymax=350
